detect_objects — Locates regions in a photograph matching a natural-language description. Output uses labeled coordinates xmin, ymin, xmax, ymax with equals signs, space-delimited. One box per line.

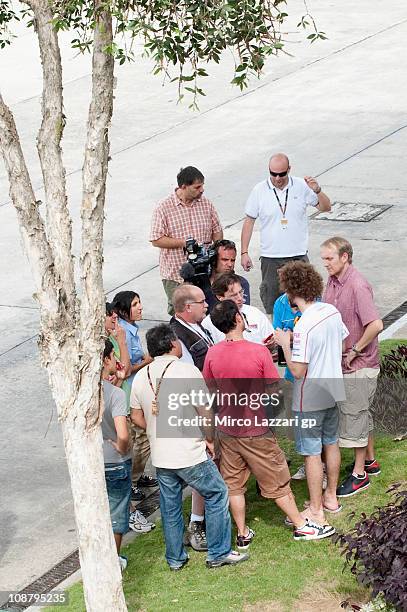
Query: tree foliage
xmin=1 ymin=0 xmax=326 ymax=107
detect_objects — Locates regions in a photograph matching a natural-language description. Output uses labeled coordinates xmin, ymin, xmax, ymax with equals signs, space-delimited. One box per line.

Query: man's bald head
xmin=268 ymin=153 xmax=290 ymax=189
xmin=269 ymin=153 xmax=290 ymax=167
xmin=172 ymin=283 xmax=207 ymax=323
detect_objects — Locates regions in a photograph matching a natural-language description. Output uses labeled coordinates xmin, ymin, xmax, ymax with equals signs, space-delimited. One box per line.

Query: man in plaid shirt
xmin=150 ymin=166 xmax=223 ymax=315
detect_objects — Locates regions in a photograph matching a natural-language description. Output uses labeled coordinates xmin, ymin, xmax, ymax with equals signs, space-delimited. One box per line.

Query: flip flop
xmin=323 ymin=504 xmax=343 ymax=514
xmin=303 ymin=500 xmax=342 ymax=514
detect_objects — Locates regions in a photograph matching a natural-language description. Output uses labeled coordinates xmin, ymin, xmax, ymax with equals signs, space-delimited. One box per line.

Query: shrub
xmin=372 ymin=344 xmax=407 ymax=436
xmin=336 ymin=484 xmax=407 ymax=611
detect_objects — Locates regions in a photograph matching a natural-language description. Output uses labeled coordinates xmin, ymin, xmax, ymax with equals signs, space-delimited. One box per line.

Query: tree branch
xmin=0 ymin=93 xmax=63 ymax=349
xmin=25 ymin=0 xmax=77 ymax=325
xmin=79 ymin=1 xmax=114 ymax=428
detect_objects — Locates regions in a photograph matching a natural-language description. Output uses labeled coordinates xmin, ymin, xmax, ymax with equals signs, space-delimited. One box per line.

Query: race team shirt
xmin=291 ymin=302 xmax=349 ymax=411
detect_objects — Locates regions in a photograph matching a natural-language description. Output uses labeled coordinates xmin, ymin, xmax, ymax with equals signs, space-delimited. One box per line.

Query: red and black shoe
xmin=364 ymin=459 xmax=381 ymax=476
xmin=337 ymin=472 xmax=370 ymax=498
xmin=346 ymin=459 xmax=381 ymax=477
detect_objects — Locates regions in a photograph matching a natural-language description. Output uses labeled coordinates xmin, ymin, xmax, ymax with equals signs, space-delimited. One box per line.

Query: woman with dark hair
xmin=111 ymin=291 xmax=152 ymax=387
xmin=105 ymin=302 xmax=132 ymax=403
xmin=111 ymin=290 xmax=156 ymax=534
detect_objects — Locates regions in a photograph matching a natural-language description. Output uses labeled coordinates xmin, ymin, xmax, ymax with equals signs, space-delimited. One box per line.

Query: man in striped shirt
xmin=150 ymin=166 xmax=223 ymax=315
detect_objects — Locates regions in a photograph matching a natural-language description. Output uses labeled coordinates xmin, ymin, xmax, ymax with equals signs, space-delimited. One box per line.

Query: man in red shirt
xmin=203 ymin=300 xmax=335 ymax=548
xmin=321 ymin=237 xmax=383 ymax=498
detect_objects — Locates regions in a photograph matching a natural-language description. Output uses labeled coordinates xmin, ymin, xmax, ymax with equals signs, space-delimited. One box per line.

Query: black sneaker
xmin=183 ymin=521 xmax=208 ymax=551
xmin=364 ymin=459 xmax=381 ymax=476
xmin=337 ymin=472 xmax=370 ymax=498
xmin=137 ymin=474 xmax=159 ymax=488
xmin=131 ymin=485 xmax=146 ymax=502
xmin=346 ymin=459 xmax=381 ymax=476
xmin=169 ymin=556 xmax=189 ymax=571
xmin=236 ymin=527 xmax=255 ymax=550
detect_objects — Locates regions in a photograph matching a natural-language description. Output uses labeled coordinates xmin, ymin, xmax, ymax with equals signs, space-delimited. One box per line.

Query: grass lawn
xmin=48 ymin=434 xmax=407 ymax=612
xmin=379 ymin=338 xmax=407 ymax=357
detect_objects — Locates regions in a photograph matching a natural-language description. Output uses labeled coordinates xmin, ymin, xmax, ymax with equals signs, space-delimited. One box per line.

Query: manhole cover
xmin=311 ymin=201 xmax=392 ymax=222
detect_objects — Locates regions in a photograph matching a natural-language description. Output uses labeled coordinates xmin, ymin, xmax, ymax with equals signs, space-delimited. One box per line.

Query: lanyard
xmin=147 ymin=361 xmax=175 ymax=415
xmin=176 ymin=317 xmax=214 ymax=346
xmin=273 ymin=187 xmax=289 ymax=217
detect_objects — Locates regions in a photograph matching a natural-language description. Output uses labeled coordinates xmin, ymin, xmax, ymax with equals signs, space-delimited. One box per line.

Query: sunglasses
xmin=270 ymin=170 xmax=289 ymax=178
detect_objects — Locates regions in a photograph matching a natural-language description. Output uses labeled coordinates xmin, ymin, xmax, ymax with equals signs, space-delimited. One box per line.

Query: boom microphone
xmin=180 ymin=262 xmax=196 ymax=281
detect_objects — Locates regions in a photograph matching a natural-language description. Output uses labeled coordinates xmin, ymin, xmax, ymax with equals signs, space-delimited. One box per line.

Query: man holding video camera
xmin=150 ymin=166 xmax=223 ymax=315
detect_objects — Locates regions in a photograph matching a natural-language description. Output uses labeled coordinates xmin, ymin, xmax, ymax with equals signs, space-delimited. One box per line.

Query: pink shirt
xmin=203 ymin=339 xmax=279 ymax=437
xmin=323 ymin=265 xmax=380 ymax=372
xmin=150 ymin=191 xmax=222 ymax=282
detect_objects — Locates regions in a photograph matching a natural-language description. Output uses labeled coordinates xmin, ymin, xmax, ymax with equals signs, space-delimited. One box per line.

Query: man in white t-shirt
xmin=241 ymin=153 xmax=331 ymax=315
xmin=130 ymin=323 xmax=247 ymax=570
xmin=274 ymin=261 xmax=348 ymax=527
xmin=202 ymin=272 xmax=274 ymax=347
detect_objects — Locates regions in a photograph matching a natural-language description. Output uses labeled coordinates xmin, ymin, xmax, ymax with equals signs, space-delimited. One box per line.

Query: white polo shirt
xmin=291 ymin=302 xmax=349 ymax=411
xmin=202 ymin=304 xmax=274 ymax=345
xmin=245 ymin=176 xmax=318 ymax=257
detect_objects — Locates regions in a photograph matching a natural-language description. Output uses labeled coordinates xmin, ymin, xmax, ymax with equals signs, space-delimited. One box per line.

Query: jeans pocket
xmin=105 ymin=464 xmax=127 ymax=483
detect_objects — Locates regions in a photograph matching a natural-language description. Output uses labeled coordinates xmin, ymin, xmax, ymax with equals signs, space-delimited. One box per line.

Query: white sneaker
xmin=118 ymin=555 xmax=128 ymax=571
xmin=129 ymin=509 xmax=156 ymax=533
xmin=291 ymin=464 xmax=306 ymax=480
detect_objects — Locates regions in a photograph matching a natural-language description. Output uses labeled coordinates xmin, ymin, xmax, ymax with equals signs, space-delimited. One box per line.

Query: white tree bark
xmin=26 ymin=0 xmax=76 ymax=324
xmin=0 ymin=0 xmax=127 ymax=609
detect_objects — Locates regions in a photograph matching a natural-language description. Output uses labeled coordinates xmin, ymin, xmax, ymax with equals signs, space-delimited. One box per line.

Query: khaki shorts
xmin=162 ymin=279 xmax=181 ymax=316
xmin=338 ymin=368 xmax=380 ymax=448
xmin=218 ymin=433 xmax=291 ymax=498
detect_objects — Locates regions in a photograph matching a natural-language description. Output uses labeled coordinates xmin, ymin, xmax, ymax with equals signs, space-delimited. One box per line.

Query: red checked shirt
xmin=150 ymin=191 xmax=222 ymax=283
xmin=323 ymin=265 xmax=380 ymax=373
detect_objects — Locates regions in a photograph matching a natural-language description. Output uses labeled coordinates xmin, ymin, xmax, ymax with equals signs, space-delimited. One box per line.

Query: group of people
xmin=101 ymin=156 xmax=383 ymax=572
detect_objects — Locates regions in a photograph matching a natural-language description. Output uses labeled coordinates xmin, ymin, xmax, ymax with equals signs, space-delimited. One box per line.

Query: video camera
xmin=179 ymin=237 xmax=216 ymax=292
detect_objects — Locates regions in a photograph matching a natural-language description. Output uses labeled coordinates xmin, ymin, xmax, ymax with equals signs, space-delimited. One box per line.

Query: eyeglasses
xmin=187 ymin=300 xmax=207 ymax=305
xmin=269 ymin=169 xmax=289 ymax=178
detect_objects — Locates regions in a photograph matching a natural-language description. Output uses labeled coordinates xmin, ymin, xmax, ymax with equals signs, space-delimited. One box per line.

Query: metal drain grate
xmin=0 ymin=551 xmax=79 ymax=611
xmin=382 ymin=300 xmax=407 ymax=330
xmin=311 ymin=201 xmax=392 ymax=221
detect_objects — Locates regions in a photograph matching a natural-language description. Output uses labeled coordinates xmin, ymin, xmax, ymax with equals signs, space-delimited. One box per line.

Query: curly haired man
xmin=274 ymin=261 xmax=348 ymax=525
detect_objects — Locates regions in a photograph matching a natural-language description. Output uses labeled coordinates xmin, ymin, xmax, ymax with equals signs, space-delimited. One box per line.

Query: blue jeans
xmin=104 ymin=458 xmax=132 ymax=534
xmin=156 ymin=459 xmax=231 ymax=568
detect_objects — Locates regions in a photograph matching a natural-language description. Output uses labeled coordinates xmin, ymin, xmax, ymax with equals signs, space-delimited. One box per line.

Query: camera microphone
xmin=180 ymin=262 xmax=196 ymax=280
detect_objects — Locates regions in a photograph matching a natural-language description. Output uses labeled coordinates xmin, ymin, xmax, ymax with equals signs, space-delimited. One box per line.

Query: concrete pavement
xmin=0 ymin=0 xmax=407 ymax=594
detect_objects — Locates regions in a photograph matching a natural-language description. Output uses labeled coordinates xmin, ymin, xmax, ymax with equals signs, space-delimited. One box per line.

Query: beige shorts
xmin=338 ymin=368 xmax=380 ymax=448
xmin=218 ymin=432 xmax=291 ymax=498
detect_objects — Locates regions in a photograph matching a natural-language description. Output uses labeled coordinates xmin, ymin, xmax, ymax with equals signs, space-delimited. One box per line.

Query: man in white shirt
xmin=241 ymin=153 xmax=331 ymax=315
xmin=274 ymin=261 xmax=348 ymax=527
xmin=130 ymin=324 xmax=248 ymax=570
xmin=202 ymin=272 xmax=274 ymax=347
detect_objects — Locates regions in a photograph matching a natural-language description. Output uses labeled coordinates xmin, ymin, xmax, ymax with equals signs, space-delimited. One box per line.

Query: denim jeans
xmin=156 ymin=459 xmax=231 ymax=568
xmin=104 ymin=458 xmax=132 ymax=534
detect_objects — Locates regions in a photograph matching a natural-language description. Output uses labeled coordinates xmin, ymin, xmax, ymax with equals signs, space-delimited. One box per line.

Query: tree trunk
xmin=1 ymin=2 xmax=128 ymax=608
xmin=62 ymin=393 xmax=127 ymax=612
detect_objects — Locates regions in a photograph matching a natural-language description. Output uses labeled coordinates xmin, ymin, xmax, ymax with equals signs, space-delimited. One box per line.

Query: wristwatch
xmin=351 ymin=344 xmax=363 ymax=355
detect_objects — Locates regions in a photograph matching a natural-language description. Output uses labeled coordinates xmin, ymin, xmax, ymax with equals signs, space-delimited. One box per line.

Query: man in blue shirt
xmin=273 ymin=293 xmax=301 ymax=382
